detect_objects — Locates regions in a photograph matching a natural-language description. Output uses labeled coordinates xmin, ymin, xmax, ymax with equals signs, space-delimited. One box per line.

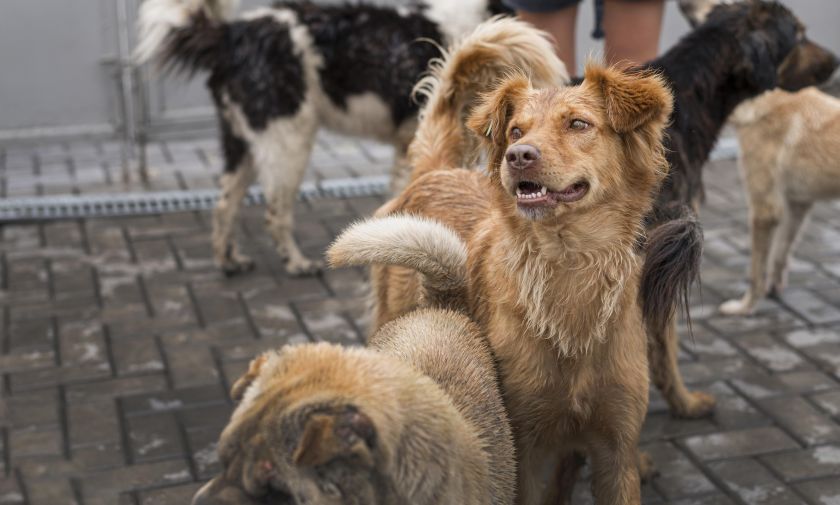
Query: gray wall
xmin=0 ymin=0 xmax=838 ymax=142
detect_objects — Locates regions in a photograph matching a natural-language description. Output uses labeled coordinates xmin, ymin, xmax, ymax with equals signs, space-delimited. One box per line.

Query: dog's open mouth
xmin=515 ymin=180 xmax=589 ymax=206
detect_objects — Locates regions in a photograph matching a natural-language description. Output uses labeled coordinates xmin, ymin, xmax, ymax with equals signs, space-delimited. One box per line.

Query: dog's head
xmin=693 ymin=0 xmax=838 ymax=91
xmin=467 ymin=64 xmax=673 ymax=226
xmin=192 ymin=346 xmax=385 ymax=505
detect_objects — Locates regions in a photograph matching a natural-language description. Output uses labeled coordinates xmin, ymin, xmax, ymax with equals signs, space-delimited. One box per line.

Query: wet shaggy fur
xmin=192 ymin=312 xmax=515 ymax=505
xmin=135 ymin=0 xmax=507 ymax=276
xmin=719 ymin=87 xmax=840 ymax=315
xmin=365 ymin=59 xmax=674 ymax=503
xmin=626 ymin=0 xmax=838 ymax=418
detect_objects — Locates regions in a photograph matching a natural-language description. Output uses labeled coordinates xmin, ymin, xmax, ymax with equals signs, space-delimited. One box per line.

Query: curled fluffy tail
xmin=408 ymin=16 xmax=568 ymax=181
xmin=328 ymin=215 xmax=468 ymax=310
xmin=135 ymin=0 xmax=238 ymax=69
xmin=640 ymin=208 xmax=703 ymax=337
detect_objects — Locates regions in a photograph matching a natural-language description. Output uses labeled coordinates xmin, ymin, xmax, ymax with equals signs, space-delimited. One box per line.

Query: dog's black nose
xmin=505 ymin=144 xmax=541 ymax=170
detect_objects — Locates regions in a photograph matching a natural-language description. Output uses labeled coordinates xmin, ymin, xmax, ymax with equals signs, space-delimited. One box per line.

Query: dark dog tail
xmin=408 ymin=17 xmax=567 ymax=181
xmin=134 ymin=0 xmax=238 ymax=72
xmin=640 ymin=208 xmax=703 ymax=337
xmin=327 ymin=215 xmax=468 ymax=311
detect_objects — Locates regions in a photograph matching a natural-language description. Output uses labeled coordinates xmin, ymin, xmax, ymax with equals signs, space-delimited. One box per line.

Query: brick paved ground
xmin=1 ymin=145 xmax=840 ymax=503
xmin=0 ymin=131 xmax=394 ymax=197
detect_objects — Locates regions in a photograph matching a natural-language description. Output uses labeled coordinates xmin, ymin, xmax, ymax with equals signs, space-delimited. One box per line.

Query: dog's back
xmin=732 ymin=88 xmax=840 ymax=198
xmin=371 ymin=308 xmax=515 ymax=505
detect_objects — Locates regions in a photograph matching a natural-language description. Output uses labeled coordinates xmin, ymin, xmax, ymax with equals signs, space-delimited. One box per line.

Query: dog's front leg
xmin=588 ymin=436 xmax=641 ymax=505
xmin=649 ymin=318 xmax=716 ymax=418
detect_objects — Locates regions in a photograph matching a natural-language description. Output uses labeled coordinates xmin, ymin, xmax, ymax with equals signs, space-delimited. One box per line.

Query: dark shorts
xmin=502 ymin=0 xmax=583 ymax=13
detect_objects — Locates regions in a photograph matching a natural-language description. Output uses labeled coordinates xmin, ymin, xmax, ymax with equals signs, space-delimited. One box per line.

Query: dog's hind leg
xmin=720 ymin=204 xmax=781 ymax=315
xmin=252 ymin=107 xmax=321 ymax=276
xmin=213 ymin=126 xmax=257 ymax=276
xmin=649 ymin=318 xmax=716 ymax=418
xmin=767 ymin=200 xmax=812 ymax=297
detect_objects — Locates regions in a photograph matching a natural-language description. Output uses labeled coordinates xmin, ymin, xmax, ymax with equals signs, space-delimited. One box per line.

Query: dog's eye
xmin=510 ymin=127 xmax=523 ymax=141
xmin=570 ymin=119 xmax=590 ymax=131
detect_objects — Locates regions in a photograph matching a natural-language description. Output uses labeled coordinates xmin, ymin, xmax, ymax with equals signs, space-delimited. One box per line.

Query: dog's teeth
xmin=540 ymin=186 xmax=547 ymax=195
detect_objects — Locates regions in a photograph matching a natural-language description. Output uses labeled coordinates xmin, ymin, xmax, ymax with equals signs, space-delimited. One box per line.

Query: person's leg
xmin=515 ymin=2 xmax=579 ymax=71
xmin=602 ymin=0 xmax=665 ymax=67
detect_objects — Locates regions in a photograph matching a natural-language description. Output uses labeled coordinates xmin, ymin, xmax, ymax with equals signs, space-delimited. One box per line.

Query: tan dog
xmin=192 ymin=283 xmax=515 ymax=504
xmin=352 ymin=65 xmax=675 ymax=504
xmin=720 ymin=87 xmax=840 ymax=315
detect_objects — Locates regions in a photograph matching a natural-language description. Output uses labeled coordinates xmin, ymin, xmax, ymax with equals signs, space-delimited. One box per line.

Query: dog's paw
xmin=286 ymin=257 xmax=324 ymax=277
xmin=638 ymin=451 xmax=659 ymax=483
xmin=675 ymin=391 xmax=716 ymax=418
xmin=719 ymin=297 xmax=754 ymax=316
xmin=220 ymin=255 xmax=256 ymax=277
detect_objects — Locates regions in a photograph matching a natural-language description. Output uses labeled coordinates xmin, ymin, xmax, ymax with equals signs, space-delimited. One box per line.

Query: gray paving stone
xmin=795 ymin=477 xmax=840 ymax=505
xmin=761 ymin=445 xmax=840 ymax=482
xmin=670 ymin=493 xmax=737 ymax=505
xmin=783 ymin=289 xmax=840 ymax=325
xmin=645 ymin=442 xmax=717 ymax=500
xmin=733 ymin=332 xmax=807 ymax=372
xmin=127 ymin=413 xmax=184 ymax=463
xmin=137 ymin=482 xmax=203 ymax=505
xmin=707 ymin=459 xmax=806 ymax=505
xmin=706 ymin=381 xmax=769 ymax=430
xmin=0 ymin=477 xmax=25 ymax=505
xmin=812 ymin=390 xmax=840 ymax=418
xmin=24 ymin=477 xmax=78 ymax=505
xmin=775 ymin=370 xmax=839 ymax=395
xmin=67 ymin=400 xmax=120 ymax=449
xmin=759 ymin=396 xmax=840 ymax=445
xmin=683 ymin=427 xmax=799 ymax=461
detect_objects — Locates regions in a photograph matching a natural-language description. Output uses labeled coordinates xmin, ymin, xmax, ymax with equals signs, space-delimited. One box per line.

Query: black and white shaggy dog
xmin=135 ymin=0 xmax=521 ymax=276
xmin=637 ymin=0 xmax=838 ymax=418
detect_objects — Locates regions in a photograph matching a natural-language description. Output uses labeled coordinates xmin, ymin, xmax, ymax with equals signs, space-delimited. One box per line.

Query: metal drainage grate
xmin=0 ymin=175 xmax=390 ymax=221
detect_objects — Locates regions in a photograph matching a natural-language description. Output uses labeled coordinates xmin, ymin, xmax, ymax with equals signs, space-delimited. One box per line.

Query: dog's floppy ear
xmin=466 ymin=74 xmax=531 ymax=173
xmin=293 ymin=408 xmax=376 ymax=468
xmin=583 ymin=63 xmax=673 ymax=133
xmin=230 ymin=354 xmax=268 ymax=402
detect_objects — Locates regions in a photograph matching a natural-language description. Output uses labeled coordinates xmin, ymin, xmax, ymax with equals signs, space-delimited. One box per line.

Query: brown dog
xmin=355 ymin=64 xmax=674 ymax=504
xmin=192 ymin=17 xmax=564 ymax=505
xmin=192 ymin=307 xmax=515 ymax=505
xmin=719 ymin=87 xmax=840 ymax=315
